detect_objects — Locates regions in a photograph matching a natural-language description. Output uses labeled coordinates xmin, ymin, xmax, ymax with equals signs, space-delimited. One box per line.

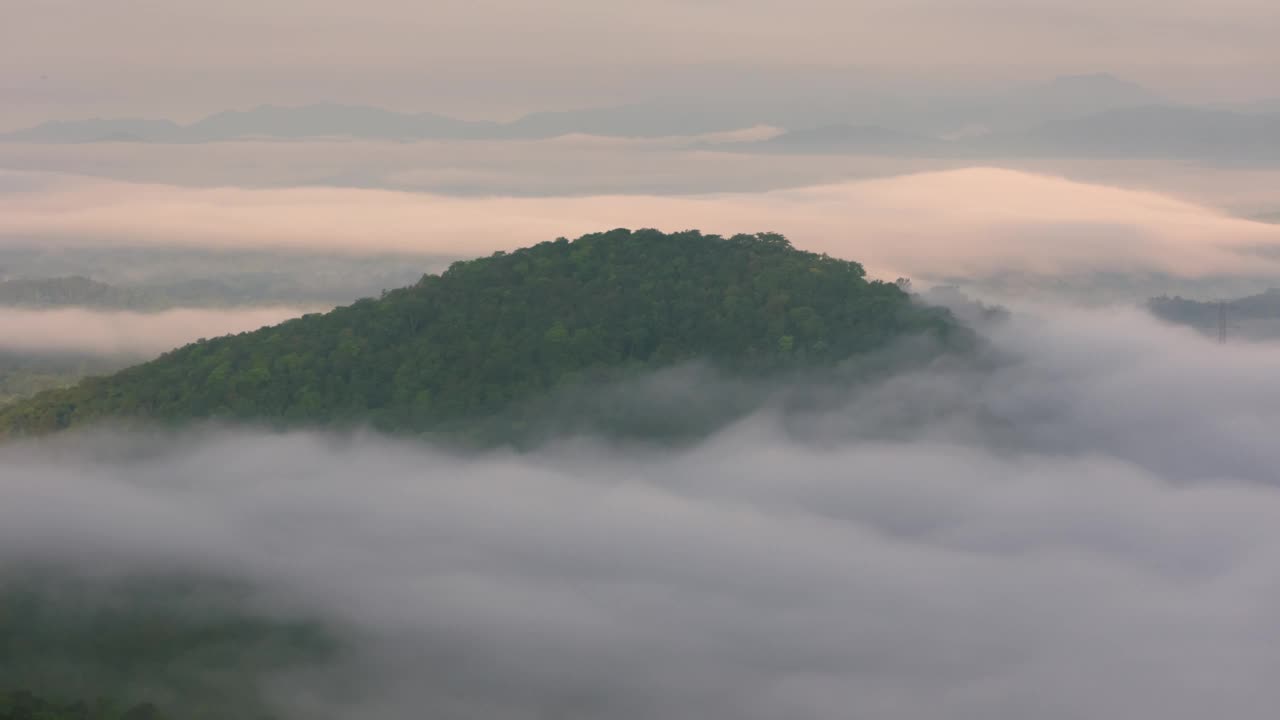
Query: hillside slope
xmin=0 ymin=229 xmax=960 ymax=440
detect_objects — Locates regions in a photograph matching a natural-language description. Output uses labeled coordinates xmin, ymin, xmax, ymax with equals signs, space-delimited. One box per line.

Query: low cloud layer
xmin=8 ymin=141 xmax=1280 ymax=214
xmin=3 ymin=167 xmax=1279 ymax=285
xmin=0 ymin=306 xmax=311 ymax=357
xmin=3 ymin=307 xmax=1280 ymax=719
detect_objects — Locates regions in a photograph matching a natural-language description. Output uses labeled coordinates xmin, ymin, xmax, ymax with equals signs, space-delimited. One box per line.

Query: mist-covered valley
xmin=5 ymin=143 xmax=1280 ymax=718
xmin=6 ymin=128 xmax=1280 ymax=720
xmin=6 ymin=306 xmax=1280 ymax=719
xmin=6 ymin=1 xmax=1280 ymax=716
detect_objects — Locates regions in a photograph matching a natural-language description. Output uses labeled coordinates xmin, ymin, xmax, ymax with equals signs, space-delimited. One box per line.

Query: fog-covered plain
xmin=5 ymin=138 xmax=1280 ymax=209
xmin=5 ymin=307 xmax=1280 ymax=719
xmin=6 ymin=134 xmax=1280 ymax=319
xmin=0 ymin=306 xmax=313 ymax=356
xmin=5 ymin=167 xmax=1280 ymax=291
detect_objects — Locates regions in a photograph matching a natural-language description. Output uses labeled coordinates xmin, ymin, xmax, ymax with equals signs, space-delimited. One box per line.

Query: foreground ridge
xmin=0 ymin=229 xmax=959 ymax=440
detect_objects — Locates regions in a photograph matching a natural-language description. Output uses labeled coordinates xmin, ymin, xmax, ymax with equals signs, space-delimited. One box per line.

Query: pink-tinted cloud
xmin=3 ymin=167 xmax=1279 ymax=281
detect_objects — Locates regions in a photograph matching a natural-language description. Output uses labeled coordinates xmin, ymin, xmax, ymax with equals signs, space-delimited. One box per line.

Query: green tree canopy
xmin=0 ymin=229 xmax=961 ymax=441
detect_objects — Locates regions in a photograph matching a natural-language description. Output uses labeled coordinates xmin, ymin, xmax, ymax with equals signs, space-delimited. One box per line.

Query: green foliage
xmin=0 ymin=229 xmax=961 ymax=439
xmin=0 ymin=572 xmax=337 ymax=720
xmin=0 ymin=354 xmax=130 ymax=407
xmin=0 ymin=370 xmax=82 ymax=407
xmin=0 ymin=691 xmax=163 ymax=720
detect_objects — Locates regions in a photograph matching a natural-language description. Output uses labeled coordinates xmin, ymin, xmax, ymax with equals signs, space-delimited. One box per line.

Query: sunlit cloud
xmin=3 ymin=168 xmax=1279 ymax=282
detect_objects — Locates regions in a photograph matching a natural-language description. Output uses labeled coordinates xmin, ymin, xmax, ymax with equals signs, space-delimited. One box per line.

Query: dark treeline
xmin=0 ymin=691 xmax=163 ymax=720
xmin=0 ymin=276 xmax=150 ymax=309
xmin=0 ymin=572 xmax=337 ymax=720
xmin=1148 ymin=289 xmax=1280 ymax=340
xmin=1148 ymin=289 xmax=1280 ymax=325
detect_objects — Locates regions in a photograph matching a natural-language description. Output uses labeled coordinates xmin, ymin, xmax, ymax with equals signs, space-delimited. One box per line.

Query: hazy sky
xmin=3 ymin=0 xmax=1277 ymax=127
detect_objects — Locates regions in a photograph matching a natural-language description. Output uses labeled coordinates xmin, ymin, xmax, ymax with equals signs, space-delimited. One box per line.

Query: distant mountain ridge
xmin=741 ymin=124 xmax=946 ymax=154
xmin=0 ymin=104 xmax=502 ymax=143
xmin=0 ymin=73 xmax=1173 ymax=143
xmin=731 ymin=103 xmax=1280 ymax=162
xmin=0 ymin=102 xmax=739 ymax=143
xmin=7 ymin=75 xmax=1278 ymax=164
xmin=1 ymin=117 xmax=187 ymax=143
xmin=975 ymin=105 xmax=1280 ymax=161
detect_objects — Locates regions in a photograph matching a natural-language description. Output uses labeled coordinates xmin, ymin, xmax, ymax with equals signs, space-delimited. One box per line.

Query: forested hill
xmin=0 ymin=229 xmax=962 ymax=440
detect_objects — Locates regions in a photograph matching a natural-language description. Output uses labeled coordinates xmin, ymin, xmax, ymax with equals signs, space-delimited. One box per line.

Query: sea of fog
xmin=4 ymin=306 xmax=1280 ymax=720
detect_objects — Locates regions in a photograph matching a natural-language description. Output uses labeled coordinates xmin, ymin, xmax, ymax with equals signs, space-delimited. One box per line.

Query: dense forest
xmin=0 ymin=229 xmax=963 ymax=441
xmin=0 ymin=572 xmax=336 ymax=720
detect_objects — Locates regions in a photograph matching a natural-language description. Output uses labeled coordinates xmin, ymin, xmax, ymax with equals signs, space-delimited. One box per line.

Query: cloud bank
xmin=3 ymin=307 xmax=1280 ymax=719
xmin=8 ymin=141 xmax=1280 ymax=212
xmin=0 ymin=306 xmax=311 ymax=357
xmin=3 ymin=167 xmax=1279 ymax=284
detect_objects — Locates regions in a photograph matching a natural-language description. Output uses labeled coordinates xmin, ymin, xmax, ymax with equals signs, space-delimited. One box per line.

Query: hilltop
xmin=0 ymin=229 xmax=962 ymax=442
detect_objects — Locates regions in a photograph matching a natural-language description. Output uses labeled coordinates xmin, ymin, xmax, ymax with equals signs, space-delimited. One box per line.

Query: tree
xmin=0 ymin=229 xmax=963 ymax=444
